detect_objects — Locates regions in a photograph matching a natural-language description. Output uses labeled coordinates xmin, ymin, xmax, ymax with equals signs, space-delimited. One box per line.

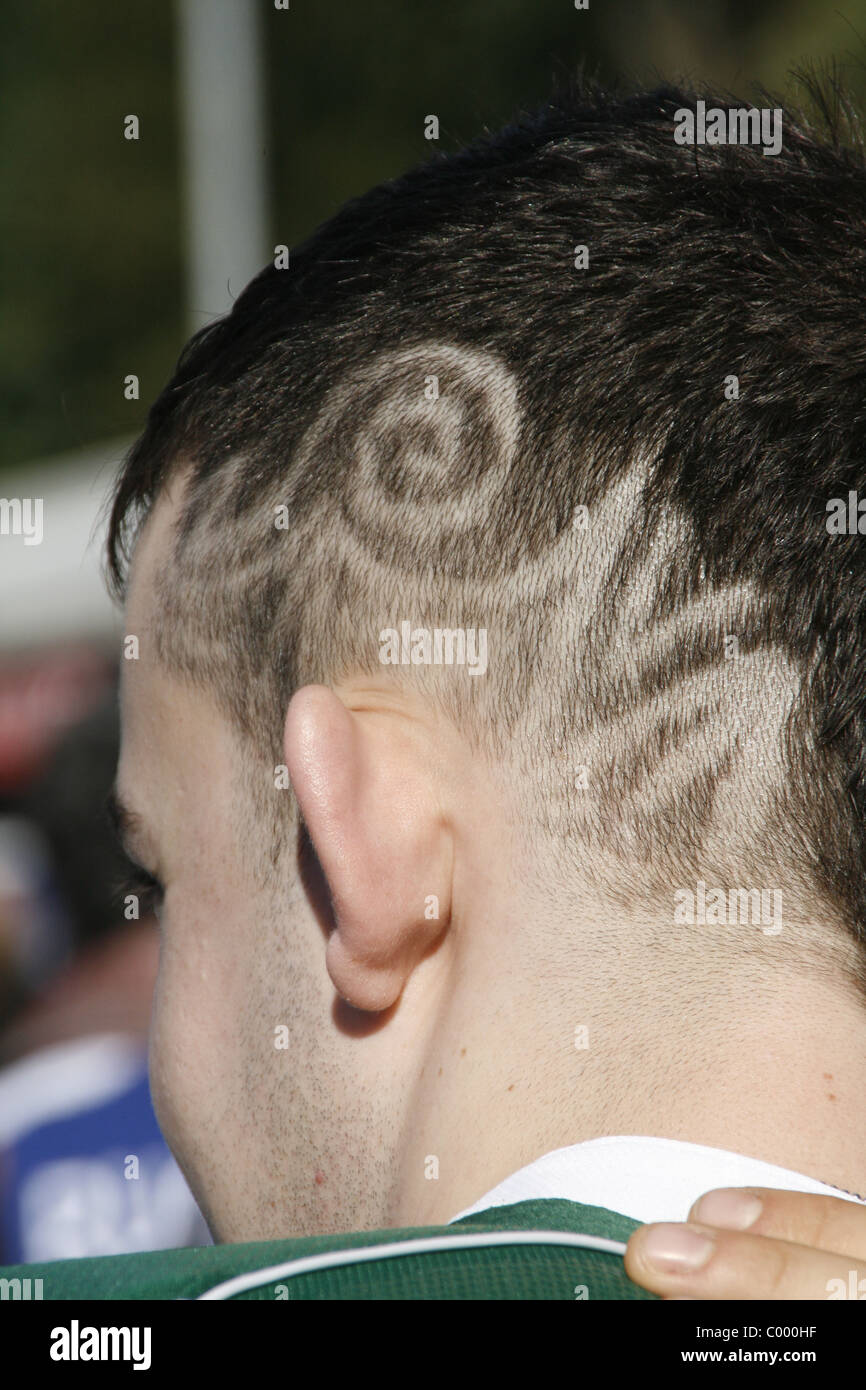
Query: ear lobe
xmin=284 ymin=684 xmax=451 ymax=1011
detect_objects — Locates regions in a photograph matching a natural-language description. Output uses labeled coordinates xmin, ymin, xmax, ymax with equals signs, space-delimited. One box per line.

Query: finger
xmin=686 ymin=1187 xmax=866 ymax=1261
xmin=625 ymin=1221 xmax=866 ymax=1300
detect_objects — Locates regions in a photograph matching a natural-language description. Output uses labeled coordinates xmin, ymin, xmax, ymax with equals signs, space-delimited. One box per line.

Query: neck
xmin=390 ymin=923 xmax=866 ymax=1225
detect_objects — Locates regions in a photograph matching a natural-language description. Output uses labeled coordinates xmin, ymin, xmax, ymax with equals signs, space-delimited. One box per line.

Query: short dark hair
xmin=107 ymin=73 xmax=866 ymax=986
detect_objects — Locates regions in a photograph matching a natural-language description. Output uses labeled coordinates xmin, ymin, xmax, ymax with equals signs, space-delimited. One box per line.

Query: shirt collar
xmin=447 ymin=1135 xmax=866 ymax=1225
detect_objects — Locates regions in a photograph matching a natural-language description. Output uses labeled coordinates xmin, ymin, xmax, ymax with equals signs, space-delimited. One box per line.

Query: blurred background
xmin=1 ymin=0 xmax=863 ymax=1261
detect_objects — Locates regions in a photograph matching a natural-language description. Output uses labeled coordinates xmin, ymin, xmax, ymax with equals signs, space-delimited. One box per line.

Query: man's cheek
xmin=148 ymin=933 xmax=210 ymax=1134
xmin=148 ymin=908 xmax=245 ymax=1138
xmin=148 ymin=952 xmax=193 ymax=1157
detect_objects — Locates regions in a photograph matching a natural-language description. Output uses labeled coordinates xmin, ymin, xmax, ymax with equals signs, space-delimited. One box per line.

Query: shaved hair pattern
xmin=108 ymin=76 xmax=866 ymax=983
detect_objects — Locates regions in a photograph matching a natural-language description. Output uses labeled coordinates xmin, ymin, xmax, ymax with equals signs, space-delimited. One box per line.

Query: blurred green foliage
xmin=3 ymin=0 xmax=866 ymax=470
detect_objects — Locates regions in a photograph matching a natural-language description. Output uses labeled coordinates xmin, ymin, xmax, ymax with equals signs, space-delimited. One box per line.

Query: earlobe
xmin=283 ymin=683 xmax=451 ymax=1011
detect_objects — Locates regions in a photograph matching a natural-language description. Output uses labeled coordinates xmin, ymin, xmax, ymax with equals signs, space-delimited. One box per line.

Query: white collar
xmin=447 ymin=1135 xmax=866 ymax=1225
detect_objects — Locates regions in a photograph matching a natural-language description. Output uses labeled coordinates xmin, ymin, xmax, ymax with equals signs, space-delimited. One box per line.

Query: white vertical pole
xmin=177 ymin=0 xmax=269 ymax=332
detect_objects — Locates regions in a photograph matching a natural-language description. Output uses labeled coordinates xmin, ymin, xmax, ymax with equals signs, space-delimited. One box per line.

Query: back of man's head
xmin=109 ymin=74 xmax=866 ymax=999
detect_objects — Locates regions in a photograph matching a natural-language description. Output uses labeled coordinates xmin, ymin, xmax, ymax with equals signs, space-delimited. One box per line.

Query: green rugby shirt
xmin=0 ymin=1197 xmax=655 ymax=1299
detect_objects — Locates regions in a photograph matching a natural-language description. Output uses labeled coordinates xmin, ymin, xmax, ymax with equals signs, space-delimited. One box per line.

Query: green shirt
xmin=0 ymin=1197 xmax=656 ymax=1299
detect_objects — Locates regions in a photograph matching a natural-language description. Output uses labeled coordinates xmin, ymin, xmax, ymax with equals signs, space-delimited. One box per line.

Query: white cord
xmin=196 ymin=1229 xmax=629 ymax=1300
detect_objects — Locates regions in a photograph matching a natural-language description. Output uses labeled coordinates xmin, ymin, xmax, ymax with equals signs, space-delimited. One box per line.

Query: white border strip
xmin=196 ymin=1229 xmax=629 ymax=1300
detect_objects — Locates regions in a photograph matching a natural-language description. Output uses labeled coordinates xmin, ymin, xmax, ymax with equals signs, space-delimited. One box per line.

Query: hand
xmin=624 ymin=1188 xmax=866 ymax=1299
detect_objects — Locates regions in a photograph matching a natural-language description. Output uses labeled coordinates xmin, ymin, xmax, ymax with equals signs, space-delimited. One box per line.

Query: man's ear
xmin=283 ymin=684 xmax=452 ymax=1012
